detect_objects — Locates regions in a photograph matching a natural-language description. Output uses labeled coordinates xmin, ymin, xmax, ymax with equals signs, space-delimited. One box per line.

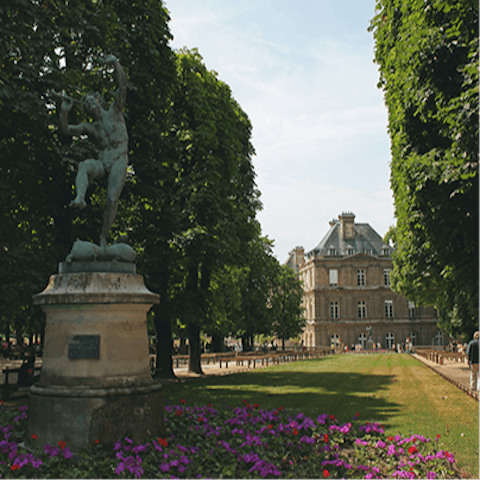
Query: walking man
xmin=466 ymin=331 xmax=479 ymax=390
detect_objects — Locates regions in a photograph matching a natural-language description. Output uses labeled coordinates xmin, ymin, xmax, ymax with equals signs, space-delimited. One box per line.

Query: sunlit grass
xmin=164 ymin=353 xmax=479 ymax=478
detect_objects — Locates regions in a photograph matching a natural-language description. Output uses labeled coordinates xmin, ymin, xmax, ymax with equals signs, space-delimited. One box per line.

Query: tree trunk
xmin=211 ymin=333 xmax=224 ymax=352
xmin=282 ymin=337 xmax=285 ymax=351
xmin=179 ymin=334 xmax=187 ymax=354
xmin=187 ymin=323 xmax=203 ymax=374
xmin=5 ymin=322 xmax=10 ymax=344
xmin=154 ymin=312 xmax=176 ymax=379
xmin=241 ymin=334 xmax=248 ymax=352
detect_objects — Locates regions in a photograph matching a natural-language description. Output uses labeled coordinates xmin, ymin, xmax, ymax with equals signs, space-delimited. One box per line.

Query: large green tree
xmin=234 ymin=235 xmax=280 ymax=351
xmin=167 ymin=49 xmax=261 ymax=374
xmin=370 ymin=0 xmax=478 ymax=338
xmin=270 ymin=264 xmax=305 ymax=350
xmin=0 ymin=0 xmax=176 ymax=340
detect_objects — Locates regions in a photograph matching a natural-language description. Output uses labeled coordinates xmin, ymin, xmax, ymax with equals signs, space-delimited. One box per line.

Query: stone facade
xmin=285 ymin=213 xmax=445 ymax=350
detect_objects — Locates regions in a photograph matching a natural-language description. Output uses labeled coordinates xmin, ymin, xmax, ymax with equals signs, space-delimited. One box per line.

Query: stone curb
xmin=411 ymin=353 xmax=479 ymax=402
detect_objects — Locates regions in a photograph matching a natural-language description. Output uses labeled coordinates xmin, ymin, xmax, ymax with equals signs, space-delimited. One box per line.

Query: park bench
xmin=1 ymin=365 xmax=42 ymax=401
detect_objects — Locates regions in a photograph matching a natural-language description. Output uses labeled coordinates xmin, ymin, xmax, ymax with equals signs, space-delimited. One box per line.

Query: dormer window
xmin=382 ymin=247 xmax=390 ymax=256
xmin=329 ymin=248 xmax=337 ymax=256
xmin=363 ymin=248 xmax=372 ymax=255
xmin=347 ymin=248 xmax=354 ymax=255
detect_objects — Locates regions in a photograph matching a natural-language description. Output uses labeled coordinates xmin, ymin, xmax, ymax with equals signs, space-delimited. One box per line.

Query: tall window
xmin=385 ymin=332 xmax=395 ymax=349
xmin=408 ymin=301 xmax=416 ymax=318
xmin=347 ymin=248 xmax=354 ymax=255
xmin=384 ymin=269 xmax=391 ymax=286
xmin=433 ymin=331 xmax=443 ymax=346
xmin=410 ymin=331 xmax=417 ymax=346
xmin=358 ymin=333 xmax=367 ymax=349
xmin=330 ymin=301 xmax=339 ymax=319
xmin=329 ymin=248 xmax=337 ymax=256
xmin=357 ymin=270 xmax=366 ymax=286
xmin=385 ymin=300 xmax=393 ymax=318
xmin=329 ymin=269 xmax=338 ymax=286
xmin=358 ymin=301 xmax=366 ymax=318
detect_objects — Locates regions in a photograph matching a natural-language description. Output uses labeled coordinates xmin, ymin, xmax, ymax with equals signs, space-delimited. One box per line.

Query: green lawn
xmin=163 ymin=353 xmax=479 ymax=478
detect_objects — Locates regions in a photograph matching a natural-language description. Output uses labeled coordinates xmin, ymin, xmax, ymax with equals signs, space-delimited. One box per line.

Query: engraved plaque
xmin=68 ymin=335 xmax=100 ymax=359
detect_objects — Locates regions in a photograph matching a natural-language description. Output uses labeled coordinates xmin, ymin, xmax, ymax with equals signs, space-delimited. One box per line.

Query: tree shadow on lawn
xmin=164 ymin=368 xmax=400 ymax=429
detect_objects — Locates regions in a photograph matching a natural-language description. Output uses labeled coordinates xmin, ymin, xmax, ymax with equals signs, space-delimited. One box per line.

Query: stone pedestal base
xmin=27 ymin=382 xmax=163 ymax=452
xmin=27 ymin=270 xmax=162 ymax=453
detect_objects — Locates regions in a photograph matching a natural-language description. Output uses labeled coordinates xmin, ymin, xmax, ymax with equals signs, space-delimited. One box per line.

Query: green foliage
xmin=270 ymin=265 xmax=305 ymax=345
xmin=159 ymin=48 xmax=261 ymax=371
xmin=0 ymin=0 xmax=176 ymax=338
xmin=369 ymin=0 xmax=479 ymax=337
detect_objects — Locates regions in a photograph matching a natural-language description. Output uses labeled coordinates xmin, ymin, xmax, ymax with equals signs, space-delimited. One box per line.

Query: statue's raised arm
xmin=102 ymin=54 xmax=127 ymax=113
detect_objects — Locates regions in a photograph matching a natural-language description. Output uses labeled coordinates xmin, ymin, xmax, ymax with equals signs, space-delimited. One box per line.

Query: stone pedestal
xmin=27 ymin=266 xmax=162 ymax=453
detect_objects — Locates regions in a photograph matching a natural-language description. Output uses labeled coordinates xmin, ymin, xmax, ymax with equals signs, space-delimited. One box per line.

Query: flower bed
xmin=0 ymin=402 xmax=459 ymax=478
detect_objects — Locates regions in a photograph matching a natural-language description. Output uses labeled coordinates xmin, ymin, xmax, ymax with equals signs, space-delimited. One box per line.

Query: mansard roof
xmin=305 ymin=220 xmax=391 ymax=258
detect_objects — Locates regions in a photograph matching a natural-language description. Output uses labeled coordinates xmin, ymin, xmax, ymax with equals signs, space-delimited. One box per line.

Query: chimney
xmin=338 ymin=212 xmax=355 ymax=240
xmin=293 ymin=246 xmax=304 ymax=268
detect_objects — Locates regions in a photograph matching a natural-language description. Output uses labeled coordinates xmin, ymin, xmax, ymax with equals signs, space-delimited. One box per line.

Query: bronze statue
xmin=58 ymin=55 xmax=128 ymax=249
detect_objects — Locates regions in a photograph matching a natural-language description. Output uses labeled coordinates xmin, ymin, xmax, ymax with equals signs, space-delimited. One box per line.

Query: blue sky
xmin=165 ymin=0 xmax=395 ymax=260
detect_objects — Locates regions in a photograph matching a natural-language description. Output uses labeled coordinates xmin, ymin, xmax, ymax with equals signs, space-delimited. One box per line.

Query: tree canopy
xmin=0 ymin=1 xmax=305 ymax=370
xmin=370 ymin=0 xmax=479 ymax=338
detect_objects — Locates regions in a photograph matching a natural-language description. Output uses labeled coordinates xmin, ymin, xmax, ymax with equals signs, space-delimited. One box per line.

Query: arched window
xmin=358 ymin=333 xmax=367 ymax=349
xmin=385 ymin=332 xmax=395 ymax=349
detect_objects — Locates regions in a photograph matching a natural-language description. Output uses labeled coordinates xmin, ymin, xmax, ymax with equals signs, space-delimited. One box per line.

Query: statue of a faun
xmin=59 ymin=54 xmax=128 ymax=249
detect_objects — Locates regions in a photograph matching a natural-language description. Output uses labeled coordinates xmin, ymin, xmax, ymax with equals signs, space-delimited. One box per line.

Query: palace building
xmin=284 ymin=212 xmax=445 ymax=350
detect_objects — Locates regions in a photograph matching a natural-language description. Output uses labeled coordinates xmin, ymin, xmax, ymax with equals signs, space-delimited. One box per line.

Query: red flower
xmin=207 ymin=403 xmax=213 ymax=407
xmin=278 ymin=406 xmax=284 ymax=411
xmin=180 ymin=399 xmax=187 ymax=404
xmin=323 ymin=434 xmax=329 ymax=443
xmin=412 ymin=438 xmax=417 ymax=443
xmin=58 ymin=441 xmax=66 ymax=450
xmin=328 ymin=414 xmax=335 ymax=421
xmin=323 ymin=469 xmax=330 ymax=478
xmin=253 ymin=403 xmax=260 ymax=409
xmin=158 ymin=437 xmax=168 ymax=447
xmin=11 ymin=465 xmax=20 ymax=471
xmin=273 ymin=411 xmax=278 ymax=416
xmin=293 ymin=428 xmax=298 ymax=436
xmin=408 ymin=446 xmax=417 ymax=455
xmin=95 ymin=439 xmax=99 ymax=444
xmin=268 ymin=424 xmax=273 ymax=429
xmin=175 ymin=409 xmax=183 ymax=417
xmin=198 ymin=416 xmax=204 ymax=422
xmin=387 ymin=436 xmax=394 ymax=441
xmin=242 ymin=400 xmax=247 ymax=403
xmin=246 ymin=404 xmax=251 ymax=408
xmin=31 ymin=434 xmax=38 ymax=440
